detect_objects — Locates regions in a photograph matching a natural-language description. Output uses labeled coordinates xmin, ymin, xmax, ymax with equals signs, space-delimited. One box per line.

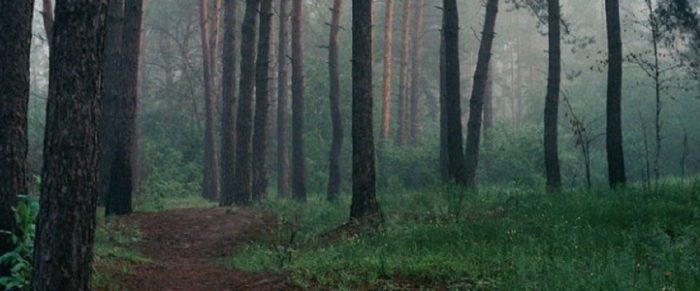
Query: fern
xmin=0 ymin=195 xmax=39 ymax=291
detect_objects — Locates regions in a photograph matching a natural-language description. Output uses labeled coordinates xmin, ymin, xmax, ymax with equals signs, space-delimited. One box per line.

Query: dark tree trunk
xmin=199 ymin=0 xmax=221 ymax=200
xmin=252 ymin=0 xmax=274 ymax=201
xmin=327 ymin=0 xmax=344 ymax=201
xmin=409 ymin=0 xmax=425 ymax=143
xmin=544 ymin=0 xmax=562 ymax=192
xmin=31 ymin=1 xmax=108 ymax=289
xmin=379 ymin=0 xmax=394 ymax=140
xmin=233 ymin=0 xmax=260 ymax=206
xmin=277 ymin=0 xmax=291 ymax=198
xmin=41 ymin=0 xmax=53 ymax=46
xmin=443 ymin=0 xmax=466 ymax=184
xmin=105 ymin=0 xmax=144 ymax=216
xmin=0 ymin=0 xmax=33 ymax=277
xmin=464 ymin=0 xmax=499 ymax=188
xmin=483 ymin=63 xmax=494 ymax=145
xmin=220 ymin=0 xmax=239 ymax=206
xmin=605 ymin=0 xmax=626 ymax=188
xmin=291 ymin=0 xmax=307 ymax=201
xmin=350 ymin=0 xmax=382 ymax=223
xmin=395 ymin=0 xmax=411 ymax=146
xmin=439 ymin=25 xmax=449 ymax=182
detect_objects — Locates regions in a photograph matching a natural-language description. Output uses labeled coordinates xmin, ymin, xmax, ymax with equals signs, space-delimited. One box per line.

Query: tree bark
xmin=252 ymin=0 xmax=274 ymax=201
xmin=350 ymin=0 xmax=382 ymax=223
xmin=327 ymin=0 xmax=344 ymax=201
xmin=199 ymin=0 xmax=221 ymax=200
xmin=220 ymin=0 xmax=239 ymax=206
xmin=605 ymin=0 xmax=626 ymax=188
xmin=483 ymin=62 xmax=494 ymax=145
xmin=0 ymin=0 xmax=33 ymax=277
xmin=277 ymin=0 xmax=291 ymax=198
xmin=233 ymin=0 xmax=260 ymax=206
xmin=291 ymin=0 xmax=307 ymax=201
xmin=409 ymin=0 xmax=425 ymax=143
xmin=379 ymin=0 xmax=394 ymax=139
xmin=395 ymin=0 xmax=411 ymax=146
xmin=443 ymin=0 xmax=466 ymax=184
xmin=464 ymin=0 xmax=499 ymax=188
xmin=439 ymin=24 xmax=449 ymax=182
xmin=41 ymin=0 xmax=53 ymax=46
xmin=31 ymin=1 xmax=108 ymax=289
xmin=210 ymin=0 xmax=223 ymax=93
xmin=544 ymin=0 xmax=562 ymax=192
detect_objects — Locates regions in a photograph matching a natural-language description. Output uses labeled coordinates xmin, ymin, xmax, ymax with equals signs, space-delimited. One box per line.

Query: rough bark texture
xmin=277 ymin=0 xmax=291 ymax=198
xmin=31 ymin=1 xmax=108 ymax=289
xmin=291 ymin=0 xmax=307 ymax=201
xmin=350 ymin=0 xmax=382 ymax=222
xmin=464 ymin=0 xmax=499 ymax=188
xmin=379 ymin=0 xmax=394 ymax=139
xmin=409 ymin=0 xmax=425 ymax=143
xmin=233 ymin=0 xmax=260 ymax=206
xmin=443 ymin=0 xmax=466 ymax=184
xmin=544 ymin=0 xmax=562 ymax=192
xmin=327 ymin=0 xmax=344 ymax=201
xmin=0 ymin=0 xmax=33 ymax=277
xmin=605 ymin=0 xmax=627 ymax=187
xmin=220 ymin=0 xmax=239 ymax=206
xmin=439 ymin=25 xmax=449 ymax=182
xmin=200 ymin=0 xmax=221 ymax=200
xmin=395 ymin=0 xmax=411 ymax=146
xmin=252 ymin=0 xmax=273 ymax=201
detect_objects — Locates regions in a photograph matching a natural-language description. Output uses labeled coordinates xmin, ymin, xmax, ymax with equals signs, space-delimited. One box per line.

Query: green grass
xmin=227 ymin=179 xmax=700 ymax=290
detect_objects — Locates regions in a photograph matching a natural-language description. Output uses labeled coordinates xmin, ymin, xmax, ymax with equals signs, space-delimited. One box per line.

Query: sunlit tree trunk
xmin=277 ymin=0 xmax=291 ymax=198
xmin=409 ymin=0 xmax=425 ymax=143
xmin=379 ymin=0 xmax=394 ymax=139
xmin=199 ymin=0 xmax=221 ymax=200
xmin=220 ymin=0 xmax=238 ymax=206
xmin=395 ymin=0 xmax=411 ymax=146
xmin=327 ymin=0 xmax=344 ymax=201
xmin=443 ymin=0 xmax=466 ymax=184
xmin=252 ymin=0 xmax=274 ymax=201
xmin=291 ymin=0 xmax=307 ymax=201
xmin=605 ymin=0 xmax=626 ymax=188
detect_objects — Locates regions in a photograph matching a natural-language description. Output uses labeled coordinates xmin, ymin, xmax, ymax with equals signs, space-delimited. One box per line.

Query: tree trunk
xmin=379 ymin=0 xmax=394 ymax=139
xmin=409 ymin=0 xmax=425 ymax=143
xmin=439 ymin=24 xmax=449 ymax=182
xmin=443 ymin=0 xmax=466 ymax=184
xmin=252 ymin=0 xmax=274 ymax=201
xmin=605 ymin=0 xmax=626 ymax=187
xmin=544 ymin=0 xmax=562 ymax=192
xmin=291 ymin=0 xmax=307 ymax=201
xmin=105 ymin=0 xmax=145 ymax=216
xmin=233 ymin=0 xmax=260 ymax=206
xmin=483 ymin=63 xmax=494 ymax=145
xmin=277 ymin=0 xmax=291 ymax=198
xmin=41 ymin=0 xmax=53 ymax=46
xmin=210 ymin=0 xmax=223 ymax=93
xmin=395 ymin=0 xmax=411 ymax=146
xmin=327 ymin=0 xmax=344 ymax=201
xmin=31 ymin=1 xmax=107 ymax=289
xmin=199 ymin=0 xmax=221 ymax=200
xmin=464 ymin=0 xmax=499 ymax=188
xmin=220 ymin=0 xmax=239 ymax=206
xmin=0 ymin=0 xmax=33 ymax=277
xmin=350 ymin=0 xmax=382 ymax=223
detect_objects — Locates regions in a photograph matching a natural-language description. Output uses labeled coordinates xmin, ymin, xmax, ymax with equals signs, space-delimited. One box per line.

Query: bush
xmin=0 ymin=195 xmax=39 ymax=290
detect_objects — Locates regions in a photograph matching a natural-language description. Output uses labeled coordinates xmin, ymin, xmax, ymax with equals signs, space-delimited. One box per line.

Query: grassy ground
xmin=227 ymin=179 xmax=700 ymax=290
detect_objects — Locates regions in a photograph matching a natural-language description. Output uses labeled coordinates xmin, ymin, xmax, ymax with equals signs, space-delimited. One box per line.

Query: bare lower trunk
xmin=605 ymin=0 xmax=626 ymax=188
xmin=443 ymin=0 xmax=466 ymax=184
xmin=199 ymin=0 xmax=221 ymax=200
xmin=220 ymin=0 xmax=239 ymax=206
xmin=291 ymin=0 xmax=307 ymax=201
xmin=252 ymin=0 xmax=274 ymax=201
xmin=544 ymin=0 xmax=562 ymax=192
xmin=327 ymin=0 xmax=344 ymax=201
xmin=276 ymin=0 xmax=291 ymax=198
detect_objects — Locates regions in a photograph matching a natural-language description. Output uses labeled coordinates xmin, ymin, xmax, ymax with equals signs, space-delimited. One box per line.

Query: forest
xmin=1 ymin=0 xmax=700 ymax=290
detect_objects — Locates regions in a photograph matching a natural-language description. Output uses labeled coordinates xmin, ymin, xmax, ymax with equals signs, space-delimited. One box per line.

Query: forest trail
xmin=113 ymin=207 xmax=294 ymax=291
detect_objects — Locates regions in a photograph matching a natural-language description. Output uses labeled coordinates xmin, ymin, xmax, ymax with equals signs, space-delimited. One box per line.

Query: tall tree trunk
xmin=443 ymin=0 xmax=466 ymax=184
xmin=350 ymin=0 xmax=382 ymax=223
xmin=252 ymin=0 xmax=274 ymax=201
xmin=439 ymin=24 xmax=449 ymax=182
xmin=605 ymin=0 xmax=626 ymax=187
xmin=544 ymin=0 xmax=562 ymax=192
xmin=41 ymin=0 xmax=53 ymax=46
xmin=291 ymin=0 xmax=307 ymax=201
xmin=105 ymin=0 xmax=145 ymax=216
xmin=0 ymin=0 xmax=33 ymax=277
xmin=233 ymin=0 xmax=260 ymax=206
xmin=327 ymin=0 xmax=344 ymax=201
xmin=483 ymin=63 xmax=494 ymax=145
xmin=379 ymin=0 xmax=394 ymax=139
xmin=277 ymin=0 xmax=291 ymax=198
xmin=464 ymin=0 xmax=499 ymax=188
xmin=220 ymin=0 xmax=239 ymax=206
xmin=210 ymin=0 xmax=223 ymax=93
xmin=409 ymin=0 xmax=425 ymax=143
xmin=395 ymin=0 xmax=411 ymax=146
xmin=31 ymin=1 xmax=107 ymax=289
xmin=199 ymin=0 xmax=221 ymax=200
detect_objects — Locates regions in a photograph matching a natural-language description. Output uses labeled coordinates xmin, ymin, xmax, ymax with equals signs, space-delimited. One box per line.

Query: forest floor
xmin=94 ymin=207 xmax=296 ymax=291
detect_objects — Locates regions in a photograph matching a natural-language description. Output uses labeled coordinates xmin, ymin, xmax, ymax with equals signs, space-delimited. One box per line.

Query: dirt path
xmin=115 ymin=207 xmax=294 ymax=291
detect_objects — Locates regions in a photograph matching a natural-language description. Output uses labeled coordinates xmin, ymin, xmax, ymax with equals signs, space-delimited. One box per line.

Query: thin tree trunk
xmin=464 ymin=0 xmax=499 ymax=188
xmin=439 ymin=24 xmax=449 ymax=182
xmin=199 ymin=0 xmax=221 ymax=200
xmin=646 ymin=0 xmax=662 ymax=182
xmin=443 ymin=0 xmax=466 ymax=184
xmin=544 ymin=0 xmax=562 ymax=192
xmin=350 ymin=0 xmax=382 ymax=223
xmin=233 ymin=0 xmax=260 ymax=206
xmin=395 ymin=0 xmax=412 ymax=146
xmin=483 ymin=63 xmax=494 ymax=145
xmin=31 ymin=1 xmax=107 ymax=289
xmin=220 ymin=0 xmax=239 ymax=206
xmin=409 ymin=0 xmax=425 ymax=143
xmin=277 ymin=0 xmax=291 ymax=198
xmin=41 ymin=0 xmax=53 ymax=46
xmin=291 ymin=0 xmax=307 ymax=201
xmin=210 ymin=0 xmax=223 ymax=93
xmin=379 ymin=0 xmax=394 ymax=139
xmin=252 ymin=0 xmax=274 ymax=201
xmin=605 ymin=0 xmax=626 ymax=188
xmin=0 ymin=0 xmax=33 ymax=277
xmin=327 ymin=0 xmax=344 ymax=201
